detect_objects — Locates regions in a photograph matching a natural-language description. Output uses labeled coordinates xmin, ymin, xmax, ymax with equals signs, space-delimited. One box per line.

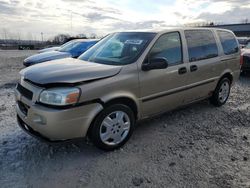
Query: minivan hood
xmin=24 ymin=51 xmax=71 ymax=65
xmin=20 ymin=58 xmax=122 ymax=85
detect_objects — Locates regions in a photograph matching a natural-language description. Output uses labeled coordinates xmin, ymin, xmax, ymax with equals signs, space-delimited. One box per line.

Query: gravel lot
xmin=0 ymin=50 xmax=250 ymax=188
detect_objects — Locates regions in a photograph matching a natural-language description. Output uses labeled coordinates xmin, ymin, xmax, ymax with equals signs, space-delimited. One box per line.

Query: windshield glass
xmin=78 ymin=32 xmax=156 ymax=65
xmin=58 ymin=40 xmax=74 ymax=50
xmin=59 ymin=41 xmax=87 ymax=52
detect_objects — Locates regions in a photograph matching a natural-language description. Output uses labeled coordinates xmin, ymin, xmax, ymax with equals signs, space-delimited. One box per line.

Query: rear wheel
xmin=210 ymin=77 xmax=231 ymax=107
xmin=89 ymin=104 xmax=135 ymax=151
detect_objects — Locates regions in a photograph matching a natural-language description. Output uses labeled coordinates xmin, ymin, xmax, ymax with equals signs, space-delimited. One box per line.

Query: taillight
xmin=240 ymin=55 xmax=243 ymax=66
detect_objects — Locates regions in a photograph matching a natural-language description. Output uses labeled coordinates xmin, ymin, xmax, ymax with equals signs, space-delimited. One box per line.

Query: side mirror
xmin=142 ymin=57 xmax=168 ymax=71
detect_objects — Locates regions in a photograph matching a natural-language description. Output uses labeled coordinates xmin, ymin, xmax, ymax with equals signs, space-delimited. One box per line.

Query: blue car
xmin=23 ymin=39 xmax=99 ymax=67
xmin=38 ymin=46 xmax=60 ymax=53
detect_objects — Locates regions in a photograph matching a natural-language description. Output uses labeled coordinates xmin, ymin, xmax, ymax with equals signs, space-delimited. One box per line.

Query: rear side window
xmin=185 ymin=30 xmax=218 ymax=62
xmin=217 ymin=31 xmax=239 ymax=55
xmin=149 ymin=32 xmax=182 ymax=66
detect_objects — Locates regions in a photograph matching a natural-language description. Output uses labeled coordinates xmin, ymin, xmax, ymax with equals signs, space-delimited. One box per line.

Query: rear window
xmin=185 ymin=30 xmax=218 ymax=62
xmin=217 ymin=31 xmax=239 ymax=55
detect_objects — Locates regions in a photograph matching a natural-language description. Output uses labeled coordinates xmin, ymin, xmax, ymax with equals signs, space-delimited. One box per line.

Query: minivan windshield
xmin=78 ymin=32 xmax=156 ymax=65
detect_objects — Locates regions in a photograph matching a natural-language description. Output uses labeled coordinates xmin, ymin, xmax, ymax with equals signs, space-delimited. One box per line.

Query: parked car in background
xmin=241 ymin=42 xmax=250 ymax=73
xmin=23 ymin=39 xmax=99 ymax=66
xmin=38 ymin=40 xmax=76 ymax=53
xmin=18 ymin=45 xmax=35 ymax=50
xmin=237 ymin=37 xmax=250 ymax=49
xmin=16 ymin=28 xmax=240 ymax=151
xmin=38 ymin=46 xmax=60 ymax=53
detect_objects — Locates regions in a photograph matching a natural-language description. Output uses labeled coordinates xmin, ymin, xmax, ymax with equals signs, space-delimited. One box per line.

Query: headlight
xmin=39 ymin=87 xmax=80 ymax=106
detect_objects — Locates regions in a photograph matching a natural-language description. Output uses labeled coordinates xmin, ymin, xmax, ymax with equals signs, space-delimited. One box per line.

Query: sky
xmin=0 ymin=0 xmax=250 ymax=40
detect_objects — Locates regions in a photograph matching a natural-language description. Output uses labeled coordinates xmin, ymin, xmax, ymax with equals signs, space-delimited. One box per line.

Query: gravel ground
xmin=0 ymin=50 xmax=250 ymax=188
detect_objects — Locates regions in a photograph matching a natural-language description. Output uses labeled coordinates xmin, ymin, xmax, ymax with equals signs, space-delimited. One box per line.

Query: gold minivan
xmin=15 ymin=28 xmax=240 ymax=150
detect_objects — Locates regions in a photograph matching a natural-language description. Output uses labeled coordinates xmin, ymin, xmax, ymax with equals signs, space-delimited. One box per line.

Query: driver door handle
xmin=178 ymin=67 xmax=187 ymax=75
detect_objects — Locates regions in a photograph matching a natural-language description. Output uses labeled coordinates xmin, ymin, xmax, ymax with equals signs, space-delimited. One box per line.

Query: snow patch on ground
xmin=0 ymin=50 xmax=250 ymax=188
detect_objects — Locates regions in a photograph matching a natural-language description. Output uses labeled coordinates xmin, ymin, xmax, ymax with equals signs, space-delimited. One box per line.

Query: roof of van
xmin=70 ymin=39 xmax=99 ymax=42
xmin=114 ymin=27 xmax=233 ymax=34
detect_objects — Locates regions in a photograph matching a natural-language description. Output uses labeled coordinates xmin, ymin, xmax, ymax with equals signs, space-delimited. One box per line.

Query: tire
xmin=210 ymin=77 xmax=231 ymax=107
xmin=89 ymin=104 xmax=135 ymax=151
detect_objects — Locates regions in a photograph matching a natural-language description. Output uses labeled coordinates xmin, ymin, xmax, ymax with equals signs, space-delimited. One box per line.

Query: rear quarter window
xmin=217 ymin=31 xmax=239 ymax=55
xmin=185 ymin=30 xmax=218 ymax=62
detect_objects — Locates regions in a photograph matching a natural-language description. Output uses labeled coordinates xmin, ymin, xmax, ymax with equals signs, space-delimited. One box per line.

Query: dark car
xmin=23 ymin=39 xmax=99 ymax=66
xmin=241 ymin=43 xmax=250 ymax=73
xmin=237 ymin=37 xmax=250 ymax=49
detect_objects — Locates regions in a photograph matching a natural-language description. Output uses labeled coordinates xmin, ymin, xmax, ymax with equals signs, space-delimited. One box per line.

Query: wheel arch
xmin=103 ymin=97 xmax=139 ymax=120
xmin=86 ymin=95 xmax=139 ymax=138
xmin=218 ymin=71 xmax=233 ymax=85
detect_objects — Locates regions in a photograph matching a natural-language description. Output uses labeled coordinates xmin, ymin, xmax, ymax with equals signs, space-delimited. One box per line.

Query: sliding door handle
xmin=190 ymin=65 xmax=198 ymax=72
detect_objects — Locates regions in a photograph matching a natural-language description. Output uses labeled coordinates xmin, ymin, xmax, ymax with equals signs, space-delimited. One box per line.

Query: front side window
xmin=148 ymin=32 xmax=183 ymax=66
xmin=218 ymin=31 xmax=239 ymax=55
xmin=185 ymin=30 xmax=218 ymax=62
xmin=79 ymin=32 xmax=156 ymax=65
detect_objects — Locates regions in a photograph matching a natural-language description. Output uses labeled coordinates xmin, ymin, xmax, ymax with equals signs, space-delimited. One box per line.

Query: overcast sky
xmin=0 ymin=0 xmax=250 ymax=40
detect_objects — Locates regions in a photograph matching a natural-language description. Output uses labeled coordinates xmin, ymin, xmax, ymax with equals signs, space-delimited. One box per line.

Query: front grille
xmin=16 ymin=83 xmax=33 ymax=100
xmin=18 ymin=101 xmax=29 ymax=116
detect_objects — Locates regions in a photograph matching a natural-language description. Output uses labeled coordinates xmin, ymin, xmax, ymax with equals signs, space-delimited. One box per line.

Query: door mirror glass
xmin=142 ymin=57 xmax=168 ymax=71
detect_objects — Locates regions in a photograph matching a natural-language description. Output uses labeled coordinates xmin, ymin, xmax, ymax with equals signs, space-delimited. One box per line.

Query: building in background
xmin=208 ymin=23 xmax=250 ymax=37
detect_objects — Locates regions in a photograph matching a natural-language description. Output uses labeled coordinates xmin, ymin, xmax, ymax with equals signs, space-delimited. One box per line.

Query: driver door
xmin=139 ymin=31 xmax=189 ymax=117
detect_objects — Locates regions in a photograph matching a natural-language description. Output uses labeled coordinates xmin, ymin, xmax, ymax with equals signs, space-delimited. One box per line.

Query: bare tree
xmin=53 ymin=34 xmax=71 ymax=44
xmin=76 ymin=34 xmax=87 ymax=39
xmin=241 ymin=18 xmax=249 ymax=24
xmin=2 ymin=28 xmax=8 ymax=42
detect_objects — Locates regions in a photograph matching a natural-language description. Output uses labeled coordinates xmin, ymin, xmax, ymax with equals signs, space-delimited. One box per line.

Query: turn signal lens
xmin=66 ymin=92 xmax=80 ymax=104
xmin=39 ymin=87 xmax=80 ymax=106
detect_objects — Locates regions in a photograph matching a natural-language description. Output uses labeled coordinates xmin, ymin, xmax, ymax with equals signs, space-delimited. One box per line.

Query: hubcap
xmin=100 ymin=111 xmax=130 ymax=146
xmin=218 ymin=81 xmax=230 ymax=103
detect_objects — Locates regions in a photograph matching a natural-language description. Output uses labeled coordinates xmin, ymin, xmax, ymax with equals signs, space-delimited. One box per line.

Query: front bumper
xmin=15 ymin=81 xmax=103 ymax=141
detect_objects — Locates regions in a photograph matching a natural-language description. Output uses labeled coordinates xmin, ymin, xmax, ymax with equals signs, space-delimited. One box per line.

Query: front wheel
xmin=210 ymin=77 xmax=231 ymax=107
xmin=89 ymin=104 xmax=135 ymax=151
